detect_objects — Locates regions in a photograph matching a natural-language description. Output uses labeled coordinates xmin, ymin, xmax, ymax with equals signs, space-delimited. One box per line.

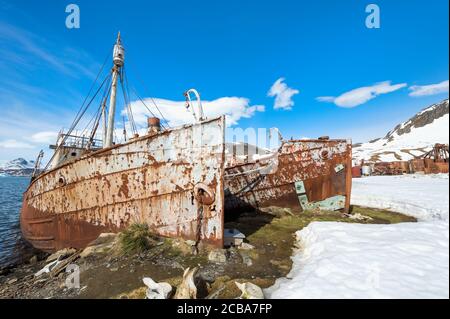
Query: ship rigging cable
xmin=66 ymin=49 xmax=112 ymax=139
xmin=43 ymin=72 xmax=113 ymax=171
xmin=129 ymin=85 xmax=168 ymax=131
xmin=120 ymin=67 xmax=138 ymax=136
xmin=85 ymin=73 xmax=114 ymax=147
xmin=41 ymin=48 xmax=112 ymax=171
xmin=41 ymin=43 xmax=173 ymax=173
xmin=81 ymin=71 xmax=113 ymax=138
xmin=128 ymin=65 xmax=171 ymax=128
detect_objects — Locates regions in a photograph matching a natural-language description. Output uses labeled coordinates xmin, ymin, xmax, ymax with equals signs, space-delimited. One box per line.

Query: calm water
xmin=0 ymin=176 xmax=34 ymax=268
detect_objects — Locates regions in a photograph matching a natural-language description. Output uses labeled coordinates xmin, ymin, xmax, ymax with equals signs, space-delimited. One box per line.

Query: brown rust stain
xmin=118 ymin=173 xmax=129 ymax=198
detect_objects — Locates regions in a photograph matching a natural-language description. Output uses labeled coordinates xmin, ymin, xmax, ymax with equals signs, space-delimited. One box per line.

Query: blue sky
xmin=0 ymin=0 xmax=448 ymax=161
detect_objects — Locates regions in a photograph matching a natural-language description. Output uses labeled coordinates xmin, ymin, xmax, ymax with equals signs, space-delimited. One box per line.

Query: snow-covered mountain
xmin=353 ymin=99 xmax=449 ymax=163
xmin=0 ymin=158 xmax=35 ymax=176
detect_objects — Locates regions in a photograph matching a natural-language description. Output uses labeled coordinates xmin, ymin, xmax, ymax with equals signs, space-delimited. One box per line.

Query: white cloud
xmin=267 ymin=78 xmax=299 ymax=110
xmin=317 ymin=81 xmax=407 ymax=108
xmin=409 ymin=80 xmax=449 ymax=97
xmin=0 ymin=139 xmax=34 ymax=149
xmin=122 ymin=96 xmax=265 ymax=128
xmin=31 ymin=131 xmax=58 ymax=144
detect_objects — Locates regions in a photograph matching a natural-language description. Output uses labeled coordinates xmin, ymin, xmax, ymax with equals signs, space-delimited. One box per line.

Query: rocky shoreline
xmin=0 ymin=207 xmax=417 ymax=299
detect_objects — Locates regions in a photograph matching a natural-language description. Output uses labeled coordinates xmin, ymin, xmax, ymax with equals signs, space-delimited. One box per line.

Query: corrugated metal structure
xmin=410 ymin=144 xmax=448 ymax=174
xmin=224 ymin=139 xmax=352 ymax=214
xmin=21 ymin=117 xmax=227 ymax=252
xmin=371 ymin=162 xmax=403 ymax=175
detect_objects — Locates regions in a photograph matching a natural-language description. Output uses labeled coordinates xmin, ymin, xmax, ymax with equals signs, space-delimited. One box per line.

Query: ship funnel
xmin=147 ymin=117 xmax=161 ymax=134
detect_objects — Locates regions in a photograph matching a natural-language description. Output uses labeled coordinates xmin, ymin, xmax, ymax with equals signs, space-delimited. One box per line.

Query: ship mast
xmin=104 ymin=32 xmax=125 ymax=148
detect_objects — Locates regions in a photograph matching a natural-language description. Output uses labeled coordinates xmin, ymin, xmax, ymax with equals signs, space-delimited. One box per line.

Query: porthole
xmin=58 ymin=176 xmax=66 ymax=187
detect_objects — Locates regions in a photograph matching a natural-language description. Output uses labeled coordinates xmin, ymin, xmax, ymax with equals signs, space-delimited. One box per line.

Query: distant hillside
xmin=0 ymin=158 xmax=35 ymax=176
xmin=353 ymin=99 xmax=449 ymax=163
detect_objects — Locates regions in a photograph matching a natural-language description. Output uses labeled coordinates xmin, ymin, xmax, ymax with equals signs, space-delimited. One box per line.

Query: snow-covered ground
xmin=266 ymin=174 xmax=449 ymax=299
xmin=352 ymin=174 xmax=449 ymax=221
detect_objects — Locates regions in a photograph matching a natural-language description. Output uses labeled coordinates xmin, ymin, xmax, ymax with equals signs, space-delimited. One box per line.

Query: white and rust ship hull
xmin=20 ymin=117 xmax=226 ymax=252
xmin=224 ymin=139 xmax=352 ymax=214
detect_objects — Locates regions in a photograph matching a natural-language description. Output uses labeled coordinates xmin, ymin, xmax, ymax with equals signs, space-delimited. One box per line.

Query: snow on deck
xmin=266 ymin=174 xmax=449 ymax=299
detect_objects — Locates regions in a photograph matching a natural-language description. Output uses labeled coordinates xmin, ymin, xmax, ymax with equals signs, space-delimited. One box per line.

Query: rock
xmin=170 ymin=239 xmax=197 ymax=255
xmin=29 ymin=255 xmax=38 ymax=264
xmin=239 ymin=243 xmax=255 ymax=250
xmin=80 ymin=233 xmax=119 ymax=258
xmin=174 ymin=267 xmax=198 ymax=299
xmin=235 ymin=282 xmax=264 ymax=299
xmin=185 ymin=240 xmax=196 ymax=247
xmin=34 ymin=278 xmax=47 ymax=285
xmin=80 ymin=244 xmax=111 ymax=258
xmin=23 ymin=274 xmax=34 ymax=281
xmin=240 ymin=252 xmax=253 ymax=267
xmin=143 ymin=277 xmax=172 ymax=299
xmin=46 ymin=248 xmax=77 ymax=263
xmin=347 ymin=213 xmax=373 ymax=221
xmin=0 ymin=268 xmax=11 ymax=276
xmin=259 ymin=206 xmax=293 ymax=217
xmin=7 ymin=278 xmax=18 ymax=285
xmin=227 ymin=247 xmax=243 ymax=264
xmin=89 ymin=233 xmax=118 ymax=246
xmin=208 ymin=249 xmax=228 ymax=263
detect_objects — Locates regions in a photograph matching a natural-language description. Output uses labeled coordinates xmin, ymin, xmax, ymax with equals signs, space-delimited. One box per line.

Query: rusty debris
xmin=224 ymin=139 xmax=352 ymax=214
xmin=353 ymin=143 xmax=449 ymax=176
xmin=352 ymin=166 xmax=362 ymax=178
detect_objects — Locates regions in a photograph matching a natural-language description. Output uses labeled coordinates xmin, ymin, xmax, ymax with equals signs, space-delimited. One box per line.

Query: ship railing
xmin=54 ymin=134 xmax=103 ymax=150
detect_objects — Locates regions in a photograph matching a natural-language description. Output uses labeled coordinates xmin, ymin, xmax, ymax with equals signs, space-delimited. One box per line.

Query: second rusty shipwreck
xmin=20 ymin=34 xmax=352 ymax=253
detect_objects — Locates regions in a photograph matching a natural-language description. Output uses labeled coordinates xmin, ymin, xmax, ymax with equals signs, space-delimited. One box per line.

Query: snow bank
xmin=266 ymin=174 xmax=449 ymax=299
xmin=352 ymin=174 xmax=449 ymax=221
xmin=265 ymin=221 xmax=449 ymax=299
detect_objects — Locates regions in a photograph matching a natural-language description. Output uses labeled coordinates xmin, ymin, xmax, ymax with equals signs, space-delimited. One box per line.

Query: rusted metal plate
xmin=372 ymin=162 xmax=403 ymax=175
xmin=224 ymin=139 xmax=352 ymax=214
xmin=352 ymin=166 xmax=362 ymax=178
xmin=410 ymin=159 xmax=426 ymax=173
xmin=21 ymin=116 xmax=226 ymax=252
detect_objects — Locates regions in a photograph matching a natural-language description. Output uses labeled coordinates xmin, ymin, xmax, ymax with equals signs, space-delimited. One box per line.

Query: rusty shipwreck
xmin=20 ymin=34 xmax=352 ymax=253
xmin=224 ymin=138 xmax=352 ymax=214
